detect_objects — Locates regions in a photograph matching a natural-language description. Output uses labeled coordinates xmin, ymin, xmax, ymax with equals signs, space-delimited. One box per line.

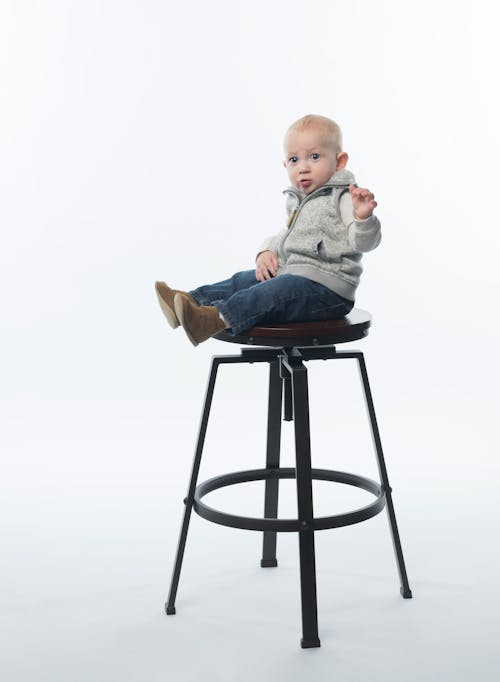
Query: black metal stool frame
xmin=165 ymin=345 xmax=412 ymax=648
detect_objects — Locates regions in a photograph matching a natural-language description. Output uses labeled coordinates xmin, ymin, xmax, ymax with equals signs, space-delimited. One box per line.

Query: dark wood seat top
xmin=213 ymin=308 xmax=371 ymax=347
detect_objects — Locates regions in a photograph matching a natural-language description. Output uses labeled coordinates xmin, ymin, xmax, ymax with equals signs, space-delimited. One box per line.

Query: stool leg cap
xmin=401 ymin=587 xmax=413 ymax=599
xmin=260 ymin=559 xmax=278 ymax=568
xmin=165 ymin=604 xmax=176 ymax=615
xmin=301 ymin=637 xmax=321 ymax=649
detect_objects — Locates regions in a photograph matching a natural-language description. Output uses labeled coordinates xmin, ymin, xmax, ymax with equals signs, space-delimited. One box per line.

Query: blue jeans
xmin=189 ymin=270 xmax=354 ymax=336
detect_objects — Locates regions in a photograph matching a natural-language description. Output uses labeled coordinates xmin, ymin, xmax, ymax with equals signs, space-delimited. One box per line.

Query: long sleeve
xmin=340 ymin=191 xmax=382 ymax=252
xmin=255 ymin=228 xmax=287 ymax=261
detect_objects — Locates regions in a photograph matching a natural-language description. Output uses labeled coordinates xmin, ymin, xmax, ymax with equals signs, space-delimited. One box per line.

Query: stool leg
xmin=165 ymin=357 xmax=221 ymax=615
xmin=290 ymin=360 xmax=321 ymax=648
xmin=261 ymin=360 xmax=283 ymax=568
xmin=283 ymin=374 xmax=293 ymax=421
xmin=356 ymin=353 xmax=413 ymax=599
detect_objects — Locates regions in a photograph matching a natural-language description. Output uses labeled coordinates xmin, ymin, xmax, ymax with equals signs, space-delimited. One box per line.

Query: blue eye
xmin=289 ymin=156 xmax=298 ymax=164
xmin=311 ymin=153 xmax=320 ymax=160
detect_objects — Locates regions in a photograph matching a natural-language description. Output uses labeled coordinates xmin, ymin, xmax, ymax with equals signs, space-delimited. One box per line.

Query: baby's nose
xmin=298 ymin=160 xmax=310 ymax=173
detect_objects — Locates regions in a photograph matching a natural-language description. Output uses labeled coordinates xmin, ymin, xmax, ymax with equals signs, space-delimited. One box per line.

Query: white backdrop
xmin=1 ymin=1 xmax=499 ymax=680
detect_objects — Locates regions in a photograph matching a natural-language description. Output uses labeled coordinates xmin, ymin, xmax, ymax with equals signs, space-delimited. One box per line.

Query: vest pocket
xmin=314 ymin=239 xmax=342 ymax=263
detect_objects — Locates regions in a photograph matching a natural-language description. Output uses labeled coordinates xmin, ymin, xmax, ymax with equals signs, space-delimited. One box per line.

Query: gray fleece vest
xmin=276 ymin=169 xmax=369 ymax=301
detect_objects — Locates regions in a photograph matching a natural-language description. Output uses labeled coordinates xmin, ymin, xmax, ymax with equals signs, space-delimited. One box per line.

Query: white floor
xmin=2 ymin=362 xmax=499 ymax=682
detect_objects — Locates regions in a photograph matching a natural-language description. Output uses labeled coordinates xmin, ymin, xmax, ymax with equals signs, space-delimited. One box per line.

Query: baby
xmin=155 ymin=114 xmax=381 ymax=346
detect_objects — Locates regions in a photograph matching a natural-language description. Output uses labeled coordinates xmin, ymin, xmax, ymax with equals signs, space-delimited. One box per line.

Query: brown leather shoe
xmin=155 ymin=281 xmax=199 ymax=329
xmin=174 ymin=292 xmax=226 ymax=346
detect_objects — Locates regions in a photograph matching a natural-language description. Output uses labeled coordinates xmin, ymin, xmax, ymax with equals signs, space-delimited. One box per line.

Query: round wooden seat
xmin=213 ymin=308 xmax=371 ymax=347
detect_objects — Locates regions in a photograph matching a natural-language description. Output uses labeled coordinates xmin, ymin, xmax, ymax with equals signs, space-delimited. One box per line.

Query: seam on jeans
xmin=273 ymin=292 xmax=345 ymax=314
xmin=190 ymin=292 xmax=209 ymax=305
xmin=231 ymin=292 xmax=347 ymax=334
xmin=309 ymin=301 xmax=347 ymax=314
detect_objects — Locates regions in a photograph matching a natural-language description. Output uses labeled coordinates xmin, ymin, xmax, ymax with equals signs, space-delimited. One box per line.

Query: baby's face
xmin=284 ymin=127 xmax=343 ymax=194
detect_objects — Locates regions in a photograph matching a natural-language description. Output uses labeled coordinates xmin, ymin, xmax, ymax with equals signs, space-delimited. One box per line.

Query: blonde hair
xmin=285 ymin=114 xmax=343 ymax=153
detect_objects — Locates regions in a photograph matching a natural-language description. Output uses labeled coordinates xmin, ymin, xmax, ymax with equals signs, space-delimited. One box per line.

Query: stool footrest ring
xmin=193 ymin=467 xmax=386 ymax=532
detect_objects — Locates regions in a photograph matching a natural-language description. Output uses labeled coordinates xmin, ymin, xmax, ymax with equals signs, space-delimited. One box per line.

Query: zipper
xmin=279 ymin=184 xmax=339 ymax=263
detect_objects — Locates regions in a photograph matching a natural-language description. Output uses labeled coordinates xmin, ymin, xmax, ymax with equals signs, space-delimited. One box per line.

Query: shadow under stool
xmin=165 ymin=309 xmax=412 ymax=648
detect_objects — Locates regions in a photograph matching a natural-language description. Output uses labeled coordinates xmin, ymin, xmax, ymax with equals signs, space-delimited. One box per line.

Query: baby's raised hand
xmin=349 ymin=184 xmax=378 ymax=220
xmin=256 ymin=250 xmax=279 ymax=282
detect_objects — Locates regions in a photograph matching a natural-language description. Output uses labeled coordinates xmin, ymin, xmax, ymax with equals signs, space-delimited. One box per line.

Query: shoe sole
xmin=174 ymin=294 xmax=199 ymax=347
xmin=155 ymin=282 xmax=180 ymax=329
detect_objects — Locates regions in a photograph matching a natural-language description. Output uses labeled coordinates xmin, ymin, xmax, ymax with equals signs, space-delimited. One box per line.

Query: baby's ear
xmin=283 ymin=160 xmax=287 ymax=168
xmin=336 ymin=152 xmax=349 ymax=170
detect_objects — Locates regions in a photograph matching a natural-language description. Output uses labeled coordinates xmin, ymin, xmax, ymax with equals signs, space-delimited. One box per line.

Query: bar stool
xmin=164 ymin=309 xmax=412 ymax=648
